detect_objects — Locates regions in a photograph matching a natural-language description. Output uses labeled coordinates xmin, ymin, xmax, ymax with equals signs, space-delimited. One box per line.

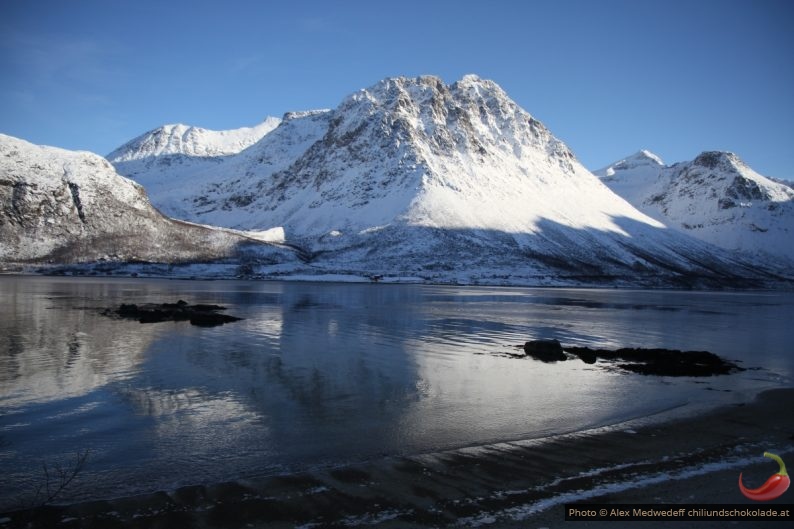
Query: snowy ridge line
xmin=106 ymin=117 xmax=282 ymax=162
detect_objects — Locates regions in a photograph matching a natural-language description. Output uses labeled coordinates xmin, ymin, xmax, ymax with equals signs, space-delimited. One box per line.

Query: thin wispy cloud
xmin=0 ymin=27 xmax=127 ymax=150
xmin=0 ymin=29 xmax=127 ymax=99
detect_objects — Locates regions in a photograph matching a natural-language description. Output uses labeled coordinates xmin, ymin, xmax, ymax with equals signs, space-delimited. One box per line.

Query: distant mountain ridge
xmin=595 ymin=150 xmax=794 ymax=262
xmin=107 ymin=117 xmax=281 ymax=162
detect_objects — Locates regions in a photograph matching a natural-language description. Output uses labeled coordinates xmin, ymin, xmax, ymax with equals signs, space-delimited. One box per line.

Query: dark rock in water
xmin=106 ymin=301 xmax=243 ymax=327
xmin=188 ymin=312 xmax=241 ymax=327
xmin=523 ymin=339 xmax=567 ymax=362
xmin=568 ymin=347 xmax=597 ymax=364
xmin=513 ymin=339 xmax=741 ymax=376
xmin=563 ymin=346 xmax=743 ymax=376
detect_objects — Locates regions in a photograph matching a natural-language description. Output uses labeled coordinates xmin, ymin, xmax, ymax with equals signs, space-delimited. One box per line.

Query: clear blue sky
xmin=1 ymin=0 xmax=793 ymax=179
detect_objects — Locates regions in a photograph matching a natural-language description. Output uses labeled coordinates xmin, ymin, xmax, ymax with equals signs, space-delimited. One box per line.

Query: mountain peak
xmin=352 ymin=75 xmax=443 ymax=98
xmin=458 ymin=73 xmax=483 ymax=83
xmin=349 ymin=74 xmax=512 ymax=110
xmin=453 ymin=73 xmax=501 ymax=90
xmin=692 ymin=151 xmax=741 ymax=170
xmin=594 ymin=149 xmax=665 ymax=179
xmin=634 ymin=149 xmax=665 ymax=166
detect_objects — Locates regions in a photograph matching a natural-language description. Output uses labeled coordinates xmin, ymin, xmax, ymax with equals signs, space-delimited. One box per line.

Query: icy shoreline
xmin=3 ymin=263 xmax=790 ymax=290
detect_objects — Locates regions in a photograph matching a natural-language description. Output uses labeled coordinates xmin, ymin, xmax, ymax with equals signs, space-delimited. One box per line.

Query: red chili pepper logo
xmin=738 ymin=452 xmax=790 ymax=501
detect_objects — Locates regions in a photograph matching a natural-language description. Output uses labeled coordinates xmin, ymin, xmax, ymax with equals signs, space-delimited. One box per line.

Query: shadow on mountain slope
xmin=292 ymin=215 xmax=793 ymax=289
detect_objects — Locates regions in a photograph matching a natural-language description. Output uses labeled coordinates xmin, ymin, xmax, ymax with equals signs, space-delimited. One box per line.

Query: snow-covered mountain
xmin=595 ymin=150 xmax=666 ymax=205
xmin=107 ymin=75 xmax=786 ymax=287
xmin=106 ymin=117 xmax=281 ymax=217
xmin=595 ymin=150 xmax=794 ymax=262
xmin=108 ymin=117 xmax=281 ymax=162
xmin=109 ymin=111 xmax=331 ymax=222
xmin=0 ymin=133 xmax=296 ymax=267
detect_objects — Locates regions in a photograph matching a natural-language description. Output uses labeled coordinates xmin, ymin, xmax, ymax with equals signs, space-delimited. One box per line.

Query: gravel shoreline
xmin=2 ymin=388 xmax=793 ymax=528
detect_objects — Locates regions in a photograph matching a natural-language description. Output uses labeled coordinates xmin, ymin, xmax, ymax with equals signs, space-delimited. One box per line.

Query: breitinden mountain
xmin=103 ymin=75 xmax=787 ymax=287
xmin=595 ymin=150 xmax=794 ymax=263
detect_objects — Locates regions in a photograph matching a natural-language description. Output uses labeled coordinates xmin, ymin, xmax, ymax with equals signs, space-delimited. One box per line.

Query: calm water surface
xmin=1 ymin=277 xmax=792 ymax=509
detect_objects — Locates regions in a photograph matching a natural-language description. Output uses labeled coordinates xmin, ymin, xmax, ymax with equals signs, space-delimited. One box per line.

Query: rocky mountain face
xmin=106 ymin=75 xmax=786 ymax=287
xmin=595 ymin=150 xmax=794 ymax=263
xmin=0 ymin=134 xmax=296 ymax=268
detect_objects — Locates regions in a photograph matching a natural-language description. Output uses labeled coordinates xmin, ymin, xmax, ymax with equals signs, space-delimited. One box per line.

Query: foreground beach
xmin=2 ymin=388 xmax=792 ymax=528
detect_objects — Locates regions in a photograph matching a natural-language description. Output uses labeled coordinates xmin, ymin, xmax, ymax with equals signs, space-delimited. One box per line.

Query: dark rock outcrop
xmin=567 ymin=347 xmax=597 ymax=364
xmin=523 ymin=339 xmax=567 ymax=362
xmin=517 ymin=339 xmax=743 ymax=376
xmin=564 ymin=346 xmax=743 ymax=376
xmin=105 ymin=300 xmax=243 ymax=327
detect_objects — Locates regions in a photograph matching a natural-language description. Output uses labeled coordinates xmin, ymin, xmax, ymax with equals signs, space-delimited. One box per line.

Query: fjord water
xmin=1 ymin=277 xmax=792 ymax=509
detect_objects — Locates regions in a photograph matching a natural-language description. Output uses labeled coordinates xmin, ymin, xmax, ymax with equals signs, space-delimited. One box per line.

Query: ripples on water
xmin=1 ymin=277 xmax=792 ymax=509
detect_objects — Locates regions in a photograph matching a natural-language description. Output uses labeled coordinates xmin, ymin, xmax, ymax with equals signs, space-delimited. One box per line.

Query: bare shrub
xmin=31 ymin=448 xmax=90 ymax=507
